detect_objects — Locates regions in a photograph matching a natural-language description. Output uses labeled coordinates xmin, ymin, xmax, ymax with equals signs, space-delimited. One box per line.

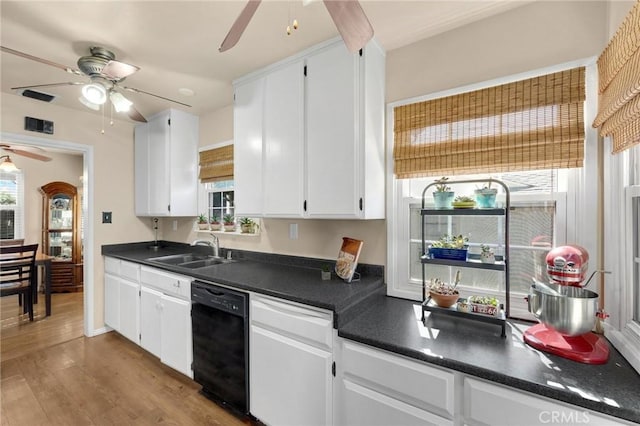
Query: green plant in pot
xmin=321 ymin=264 xmax=331 ymax=280
xmin=432 ymin=177 xmax=455 ymax=209
xmin=210 ymin=214 xmax=221 ymax=231
xmin=223 ymin=214 xmax=236 ymax=232
xmin=239 ymin=217 xmax=258 ymax=234
xmin=197 ymin=213 xmax=209 ymax=230
xmin=474 ymin=182 xmax=498 ymax=208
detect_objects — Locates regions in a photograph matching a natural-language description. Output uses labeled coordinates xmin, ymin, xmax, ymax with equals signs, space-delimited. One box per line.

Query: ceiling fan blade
xmin=101 ymin=60 xmax=140 ymax=80
xmin=11 ymin=82 xmax=84 ymax=91
xmin=323 ymin=0 xmax=374 ymax=53
xmin=219 ymin=0 xmax=262 ymax=52
xmin=3 ymin=148 xmax=52 ymax=162
xmin=1 ymin=45 xmax=82 ymax=75
xmin=120 ymin=86 xmax=192 ymax=108
xmin=126 ymin=106 xmax=147 ymax=123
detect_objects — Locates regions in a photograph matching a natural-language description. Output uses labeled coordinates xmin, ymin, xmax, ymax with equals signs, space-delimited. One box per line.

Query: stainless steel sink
xmin=147 ymin=253 xmax=233 ymax=269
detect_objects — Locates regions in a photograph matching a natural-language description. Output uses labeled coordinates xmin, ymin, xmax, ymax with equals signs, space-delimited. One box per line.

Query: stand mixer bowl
xmin=527 ymin=282 xmax=599 ymax=336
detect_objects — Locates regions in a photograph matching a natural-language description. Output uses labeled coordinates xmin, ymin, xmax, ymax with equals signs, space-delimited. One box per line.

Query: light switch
xmin=102 ymin=212 xmax=112 ymax=224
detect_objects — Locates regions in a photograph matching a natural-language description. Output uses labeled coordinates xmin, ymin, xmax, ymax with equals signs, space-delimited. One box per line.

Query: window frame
xmin=604 ymin=144 xmax=640 ymax=374
xmin=386 ymin=58 xmax=599 ymax=318
xmin=0 ymin=170 xmax=25 ymax=240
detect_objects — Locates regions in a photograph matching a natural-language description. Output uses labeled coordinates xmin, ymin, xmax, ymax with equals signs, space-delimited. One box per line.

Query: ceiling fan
xmin=1 ymin=45 xmax=192 ymax=123
xmin=1 ymin=144 xmax=52 ymax=166
xmin=219 ymin=0 xmax=374 ymax=53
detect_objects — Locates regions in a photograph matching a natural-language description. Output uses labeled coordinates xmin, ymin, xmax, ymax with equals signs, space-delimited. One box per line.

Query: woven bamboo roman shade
xmin=393 ymin=67 xmax=586 ymax=179
xmin=592 ymin=0 xmax=640 ymax=153
xmin=199 ymin=145 xmax=233 ymax=183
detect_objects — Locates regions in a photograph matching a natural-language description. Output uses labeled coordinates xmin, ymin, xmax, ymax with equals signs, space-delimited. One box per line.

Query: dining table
xmin=35 ymin=252 xmax=53 ymax=316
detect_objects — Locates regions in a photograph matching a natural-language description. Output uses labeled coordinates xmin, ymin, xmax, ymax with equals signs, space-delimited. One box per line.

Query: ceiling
xmin=1 ymin=1 xmax=531 ymax=123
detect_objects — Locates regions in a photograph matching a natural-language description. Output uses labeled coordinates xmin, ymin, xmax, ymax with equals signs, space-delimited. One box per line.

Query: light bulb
xmin=82 ymin=83 xmax=107 ymax=105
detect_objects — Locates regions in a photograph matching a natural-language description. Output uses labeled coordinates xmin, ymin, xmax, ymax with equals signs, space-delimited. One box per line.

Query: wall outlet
xmin=289 ymin=223 xmax=298 ymax=240
xmin=172 ymin=220 xmax=178 ymax=231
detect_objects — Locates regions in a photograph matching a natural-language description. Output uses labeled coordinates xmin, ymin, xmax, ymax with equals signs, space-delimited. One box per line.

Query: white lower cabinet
xmin=139 ymin=266 xmax=193 ymax=379
xmin=250 ymin=294 xmax=333 ymax=426
xmin=104 ymin=257 xmax=192 ymax=379
xmin=335 ymin=339 xmax=454 ymax=426
xmin=463 ymin=377 xmax=632 ymax=426
xmin=104 ymin=258 xmax=140 ymax=345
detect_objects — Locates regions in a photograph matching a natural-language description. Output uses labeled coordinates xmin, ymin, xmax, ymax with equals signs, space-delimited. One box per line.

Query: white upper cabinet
xmin=234 ymin=77 xmax=265 ymax=217
xmin=233 ymin=38 xmax=385 ymax=219
xmin=135 ymin=108 xmax=199 ymax=217
xmin=263 ymin=60 xmax=305 ymax=217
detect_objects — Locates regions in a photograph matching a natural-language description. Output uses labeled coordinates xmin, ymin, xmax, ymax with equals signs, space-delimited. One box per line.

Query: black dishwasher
xmin=191 ymin=281 xmax=249 ymax=415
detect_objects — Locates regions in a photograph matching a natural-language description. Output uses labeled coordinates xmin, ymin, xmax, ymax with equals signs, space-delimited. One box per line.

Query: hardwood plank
xmin=0 ymin=375 xmax=49 ymax=425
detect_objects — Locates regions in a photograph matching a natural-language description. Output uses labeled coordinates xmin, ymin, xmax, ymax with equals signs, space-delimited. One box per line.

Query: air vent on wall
xmin=21 ymin=89 xmax=55 ymax=103
xmin=25 ymin=116 xmax=54 ymax=134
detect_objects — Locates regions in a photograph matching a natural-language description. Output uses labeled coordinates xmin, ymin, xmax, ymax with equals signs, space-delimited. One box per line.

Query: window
xmin=633 ymin=192 xmax=640 ymax=323
xmin=0 ymin=171 xmax=24 ymax=239
xmin=203 ymin=180 xmax=235 ymax=223
xmin=401 ymin=170 xmax=566 ymax=319
xmin=387 ymin=59 xmax=597 ymax=321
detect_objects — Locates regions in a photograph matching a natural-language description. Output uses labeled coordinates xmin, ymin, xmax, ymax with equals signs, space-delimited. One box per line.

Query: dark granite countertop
xmin=338 ymin=294 xmax=640 ymax=424
xmin=102 ymin=241 xmax=385 ymax=327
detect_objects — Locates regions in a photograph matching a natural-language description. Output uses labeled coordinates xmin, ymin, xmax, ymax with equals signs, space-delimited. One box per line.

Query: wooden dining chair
xmin=0 ymin=244 xmax=38 ymax=321
xmin=0 ymin=239 xmax=25 ymax=247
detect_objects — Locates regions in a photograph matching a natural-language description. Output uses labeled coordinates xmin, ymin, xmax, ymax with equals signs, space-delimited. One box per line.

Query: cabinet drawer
xmin=341 ymin=379 xmax=453 ymax=426
xmin=250 ymin=294 xmax=333 ymax=350
xmin=140 ymin=266 xmax=190 ymax=299
xmin=120 ymin=261 xmax=140 ymax=282
xmin=463 ymin=377 xmax=631 ymax=426
xmin=104 ymin=257 xmax=120 ymax=275
xmin=341 ymin=340 xmax=455 ymax=419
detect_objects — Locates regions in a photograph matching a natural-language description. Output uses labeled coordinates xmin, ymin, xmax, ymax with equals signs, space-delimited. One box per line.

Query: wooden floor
xmin=1 ymin=293 xmax=250 ymax=425
xmin=1 ymin=293 xmax=84 ymax=361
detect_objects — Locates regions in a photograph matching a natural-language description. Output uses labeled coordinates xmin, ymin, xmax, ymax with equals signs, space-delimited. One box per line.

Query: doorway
xmin=0 ymin=131 xmax=94 ymax=346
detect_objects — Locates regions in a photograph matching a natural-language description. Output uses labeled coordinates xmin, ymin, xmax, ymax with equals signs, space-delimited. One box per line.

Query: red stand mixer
xmin=524 ymin=245 xmax=610 ymax=364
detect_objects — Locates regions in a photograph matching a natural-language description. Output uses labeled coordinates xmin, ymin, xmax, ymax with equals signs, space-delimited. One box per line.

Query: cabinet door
xmin=167 ymin=109 xmax=198 ymax=216
xmin=340 ymin=379 xmax=453 ymax=426
xmin=119 ymin=278 xmax=140 ymax=344
xmin=250 ymin=325 xmax=332 ymax=426
xmin=263 ymin=61 xmax=305 ymax=217
xmin=306 ymin=43 xmax=360 ymax=218
xmin=104 ymin=273 xmax=120 ymax=330
xmin=234 ymin=77 xmax=265 ymax=217
xmin=161 ymin=294 xmax=193 ymax=378
xmin=147 ymin=111 xmax=171 ymax=215
xmin=140 ymin=286 xmax=162 ymax=358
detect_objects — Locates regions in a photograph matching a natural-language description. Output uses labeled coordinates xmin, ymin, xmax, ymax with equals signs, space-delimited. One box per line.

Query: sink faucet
xmin=191 ymin=235 xmax=219 ymax=258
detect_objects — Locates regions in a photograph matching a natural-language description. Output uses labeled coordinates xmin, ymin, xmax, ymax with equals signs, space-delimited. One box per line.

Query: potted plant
xmin=210 ymin=214 xmax=221 ymax=231
xmin=480 ymin=244 xmax=496 ymax=263
xmin=223 ymin=214 xmax=236 ymax=232
xmin=239 ymin=217 xmax=258 ymax=234
xmin=452 ymin=195 xmax=476 ymax=209
xmin=321 ymin=264 xmax=331 ymax=280
xmin=432 ymin=177 xmax=455 ymax=209
xmin=429 ymin=234 xmax=469 ymax=260
xmin=475 ymin=182 xmax=498 ymax=208
xmin=428 ymin=278 xmax=459 ymax=308
xmin=197 ymin=213 xmax=209 ymax=230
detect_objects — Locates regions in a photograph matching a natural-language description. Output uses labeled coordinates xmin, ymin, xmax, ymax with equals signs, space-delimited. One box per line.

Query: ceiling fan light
xmin=110 ymin=91 xmax=133 ymax=112
xmin=78 ymin=96 xmax=100 ymax=111
xmin=0 ymin=156 xmax=19 ymax=173
xmin=82 ymin=83 xmax=107 ymax=105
